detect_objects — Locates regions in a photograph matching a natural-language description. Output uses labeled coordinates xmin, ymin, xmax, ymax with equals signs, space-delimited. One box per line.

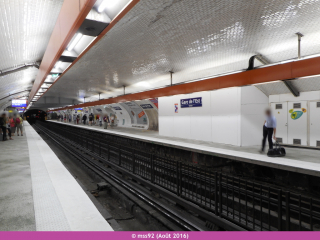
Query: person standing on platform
xmin=9 ymin=116 xmax=16 ymax=136
xmin=103 ymin=115 xmax=109 ymax=129
xmin=89 ymin=113 xmax=93 ymax=126
xmin=82 ymin=114 xmax=87 ymax=125
xmin=6 ymin=117 xmax=13 ymax=140
xmin=260 ymin=108 xmax=277 ymax=153
xmin=99 ymin=115 xmax=102 ymax=127
xmin=0 ymin=113 xmax=7 ymax=141
xmin=16 ymin=115 xmax=23 ymax=136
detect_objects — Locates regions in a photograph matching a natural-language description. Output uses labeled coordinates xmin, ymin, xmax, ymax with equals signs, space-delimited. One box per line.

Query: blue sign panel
xmin=12 ymin=99 xmax=27 ymax=107
xmin=113 ymin=106 xmax=122 ymax=110
xmin=180 ymin=97 xmax=202 ymax=108
xmin=140 ymin=104 xmax=153 ymax=109
xmin=74 ymin=108 xmax=83 ymax=111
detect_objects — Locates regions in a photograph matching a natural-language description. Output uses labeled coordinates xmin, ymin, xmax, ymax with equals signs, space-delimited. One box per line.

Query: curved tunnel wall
xmin=136 ymin=99 xmax=159 ymax=131
xmin=49 ymin=99 xmax=159 ymax=131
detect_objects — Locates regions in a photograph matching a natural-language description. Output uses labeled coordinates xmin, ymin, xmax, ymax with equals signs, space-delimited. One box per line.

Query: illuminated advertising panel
xmin=12 ymin=99 xmax=27 ymax=107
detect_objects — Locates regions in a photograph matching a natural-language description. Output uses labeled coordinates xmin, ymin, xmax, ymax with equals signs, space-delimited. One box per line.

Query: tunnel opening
xmin=24 ymin=109 xmax=47 ymax=124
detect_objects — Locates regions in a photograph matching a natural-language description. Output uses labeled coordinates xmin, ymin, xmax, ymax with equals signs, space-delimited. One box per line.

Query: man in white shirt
xmin=260 ymin=108 xmax=277 ymax=153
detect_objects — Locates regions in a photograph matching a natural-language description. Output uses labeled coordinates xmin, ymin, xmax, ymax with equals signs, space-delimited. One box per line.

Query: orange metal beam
xmin=35 ymin=0 xmax=141 ymax=104
xmin=29 ymin=0 xmax=97 ymax=103
xmin=49 ymin=56 xmax=320 ymax=112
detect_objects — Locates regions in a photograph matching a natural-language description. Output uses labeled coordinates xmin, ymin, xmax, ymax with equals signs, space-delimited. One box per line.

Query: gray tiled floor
xmin=0 ymin=129 xmax=36 ymax=231
xmin=0 ymin=122 xmax=114 ymax=231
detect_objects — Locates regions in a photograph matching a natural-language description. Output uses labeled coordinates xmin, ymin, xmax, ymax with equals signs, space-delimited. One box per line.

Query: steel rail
xmin=33 ymin=123 xmax=215 ymax=231
xmin=36 ymin=121 xmax=320 ymax=231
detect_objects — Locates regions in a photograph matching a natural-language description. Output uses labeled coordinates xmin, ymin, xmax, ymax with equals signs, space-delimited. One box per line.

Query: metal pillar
xmin=295 ymin=32 xmax=304 ymax=59
xmin=169 ymin=71 xmax=174 ymax=86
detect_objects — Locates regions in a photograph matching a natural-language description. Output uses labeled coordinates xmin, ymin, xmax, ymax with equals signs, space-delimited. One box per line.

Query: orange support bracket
xmin=49 ymin=56 xmax=320 ymax=112
xmin=29 ymin=0 xmax=97 ymax=103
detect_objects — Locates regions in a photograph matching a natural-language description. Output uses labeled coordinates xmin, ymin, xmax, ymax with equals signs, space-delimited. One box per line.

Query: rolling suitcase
xmin=267 ymin=141 xmax=286 ymax=157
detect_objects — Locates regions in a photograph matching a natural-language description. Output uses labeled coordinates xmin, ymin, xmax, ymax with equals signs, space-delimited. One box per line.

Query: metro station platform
xmin=0 ymin=121 xmax=113 ymax=231
xmin=48 ymin=120 xmax=320 ymax=178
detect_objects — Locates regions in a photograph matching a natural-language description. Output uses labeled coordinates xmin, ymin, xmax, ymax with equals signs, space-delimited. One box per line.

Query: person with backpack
xmin=16 ymin=115 xmax=23 ymax=136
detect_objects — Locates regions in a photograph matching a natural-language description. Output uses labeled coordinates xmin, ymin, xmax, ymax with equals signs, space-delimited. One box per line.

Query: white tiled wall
xmin=240 ymin=86 xmax=269 ymax=146
xmin=159 ymin=86 xmax=268 ymax=146
xmin=159 ymin=87 xmax=256 ymax=146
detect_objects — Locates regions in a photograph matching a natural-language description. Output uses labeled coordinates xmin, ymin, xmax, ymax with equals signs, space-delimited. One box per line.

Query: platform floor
xmin=0 ymin=121 xmax=113 ymax=231
xmin=48 ymin=120 xmax=320 ymax=177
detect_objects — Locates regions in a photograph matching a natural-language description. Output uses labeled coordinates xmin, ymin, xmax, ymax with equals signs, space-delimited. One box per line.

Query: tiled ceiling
xmin=0 ymin=0 xmax=64 ymax=104
xmin=42 ymin=0 xmax=320 ymax=107
xmin=0 ymin=68 xmax=38 ymax=97
xmin=0 ymin=92 xmax=29 ymax=110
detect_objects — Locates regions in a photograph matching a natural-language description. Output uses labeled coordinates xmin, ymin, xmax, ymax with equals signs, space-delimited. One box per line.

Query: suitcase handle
xmin=274 ymin=141 xmax=281 ymax=149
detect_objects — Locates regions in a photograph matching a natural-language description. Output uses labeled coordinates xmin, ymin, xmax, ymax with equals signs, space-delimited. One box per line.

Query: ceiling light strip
xmin=28 ymin=0 xmax=98 ymax=105
xmin=34 ymin=0 xmax=141 ymax=106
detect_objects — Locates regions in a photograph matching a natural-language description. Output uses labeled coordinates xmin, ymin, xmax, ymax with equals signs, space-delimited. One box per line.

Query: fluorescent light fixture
xmin=67 ymin=33 xmax=83 ymax=51
xmin=135 ymin=81 xmax=151 ymax=88
xmin=280 ymin=59 xmax=294 ymax=64
xmin=56 ymin=61 xmax=63 ymax=69
xmin=98 ymin=0 xmax=108 ymax=12
xmin=98 ymin=0 xmax=118 ymax=13
xmin=253 ymin=80 xmax=282 ymax=86
xmin=302 ymin=53 xmax=320 ymax=60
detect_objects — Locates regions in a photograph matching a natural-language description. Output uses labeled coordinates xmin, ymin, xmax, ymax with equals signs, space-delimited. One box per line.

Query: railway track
xmin=33 ymin=121 xmax=320 ymax=231
xmin=33 ymin=122 xmax=243 ymax=231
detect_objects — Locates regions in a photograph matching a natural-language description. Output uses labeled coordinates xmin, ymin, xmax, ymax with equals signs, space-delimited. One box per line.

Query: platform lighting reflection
xmin=67 ymin=33 xmax=83 ymax=51
xmin=56 ymin=61 xmax=63 ymax=69
xmin=98 ymin=0 xmax=118 ymax=13
xmin=135 ymin=81 xmax=151 ymax=88
xmin=253 ymin=80 xmax=282 ymax=86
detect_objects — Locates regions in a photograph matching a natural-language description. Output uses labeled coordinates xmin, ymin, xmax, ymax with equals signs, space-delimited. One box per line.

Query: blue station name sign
xmin=180 ymin=97 xmax=202 ymax=108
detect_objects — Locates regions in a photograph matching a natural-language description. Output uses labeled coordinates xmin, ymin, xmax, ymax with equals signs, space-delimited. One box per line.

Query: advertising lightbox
xmin=12 ymin=99 xmax=27 ymax=107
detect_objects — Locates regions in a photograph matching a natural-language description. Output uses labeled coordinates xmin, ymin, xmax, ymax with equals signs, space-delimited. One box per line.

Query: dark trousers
xmin=1 ymin=126 xmax=6 ymax=140
xmin=262 ymin=126 xmax=273 ymax=151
